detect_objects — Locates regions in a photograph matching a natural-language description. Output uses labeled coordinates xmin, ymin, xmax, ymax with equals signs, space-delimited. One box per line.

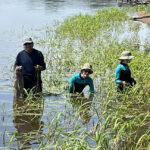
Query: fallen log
xmin=133 ymin=15 xmax=150 ymax=20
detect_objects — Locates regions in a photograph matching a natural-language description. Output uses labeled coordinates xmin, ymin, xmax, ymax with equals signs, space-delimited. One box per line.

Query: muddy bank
xmin=134 ymin=11 xmax=150 ymax=23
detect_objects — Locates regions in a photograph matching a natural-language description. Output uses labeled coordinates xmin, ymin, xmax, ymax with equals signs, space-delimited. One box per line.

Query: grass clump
xmin=57 ymin=8 xmax=128 ymax=40
xmin=38 ymin=6 xmax=150 ymax=149
xmin=145 ymin=3 xmax=150 ymax=13
xmin=5 ymin=6 xmax=150 ymax=150
xmin=128 ymin=3 xmax=150 ymax=14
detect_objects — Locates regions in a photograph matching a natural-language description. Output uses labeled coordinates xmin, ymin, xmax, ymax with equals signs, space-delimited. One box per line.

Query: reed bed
xmin=3 ymin=6 xmax=150 ymax=149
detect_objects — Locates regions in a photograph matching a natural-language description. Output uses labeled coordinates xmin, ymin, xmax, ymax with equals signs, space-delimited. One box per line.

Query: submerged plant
xmin=4 ymin=5 xmax=150 ymax=150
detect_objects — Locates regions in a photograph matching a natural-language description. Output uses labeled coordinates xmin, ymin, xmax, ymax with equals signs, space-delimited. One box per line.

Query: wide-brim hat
xmin=23 ymin=37 xmax=33 ymax=45
xmin=81 ymin=63 xmax=93 ymax=74
xmin=118 ymin=51 xmax=134 ymax=60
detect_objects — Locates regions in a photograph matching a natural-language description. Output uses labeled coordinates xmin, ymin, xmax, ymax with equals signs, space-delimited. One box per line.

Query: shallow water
xmin=0 ymin=0 xmax=118 ymax=148
xmin=1 ymin=0 xmax=150 ymax=148
xmin=0 ymin=0 xmax=118 ymax=90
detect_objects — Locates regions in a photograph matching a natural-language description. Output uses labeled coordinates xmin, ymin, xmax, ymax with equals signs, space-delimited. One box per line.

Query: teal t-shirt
xmin=115 ymin=63 xmax=130 ymax=84
xmin=69 ymin=73 xmax=94 ymax=93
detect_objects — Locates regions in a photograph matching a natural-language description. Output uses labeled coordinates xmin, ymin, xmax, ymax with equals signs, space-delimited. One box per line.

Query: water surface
xmin=0 ymin=0 xmax=117 ymax=148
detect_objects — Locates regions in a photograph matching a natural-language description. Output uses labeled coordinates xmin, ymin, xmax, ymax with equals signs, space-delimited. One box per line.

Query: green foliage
xmin=57 ymin=8 xmax=128 ymax=40
xmin=39 ymin=6 xmax=150 ymax=149
xmin=145 ymin=3 xmax=150 ymax=13
xmin=4 ymin=6 xmax=150 ymax=150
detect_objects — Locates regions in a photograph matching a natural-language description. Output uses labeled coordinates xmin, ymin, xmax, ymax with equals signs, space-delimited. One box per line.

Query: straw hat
xmin=81 ymin=63 xmax=93 ymax=74
xmin=118 ymin=51 xmax=134 ymax=60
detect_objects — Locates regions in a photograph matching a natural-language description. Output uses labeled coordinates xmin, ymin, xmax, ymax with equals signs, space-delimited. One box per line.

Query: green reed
xmin=56 ymin=8 xmax=128 ymax=41
xmin=40 ymin=6 xmax=149 ymax=149
xmin=4 ymin=6 xmax=150 ymax=150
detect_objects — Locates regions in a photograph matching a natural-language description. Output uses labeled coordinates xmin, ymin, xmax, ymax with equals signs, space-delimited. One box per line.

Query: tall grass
xmin=57 ymin=8 xmax=128 ymax=41
xmin=36 ymin=6 xmax=150 ymax=149
xmin=4 ymin=6 xmax=150 ymax=149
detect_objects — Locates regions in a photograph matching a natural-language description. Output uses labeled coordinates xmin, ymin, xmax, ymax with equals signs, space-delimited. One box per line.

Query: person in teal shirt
xmin=69 ymin=63 xmax=94 ymax=94
xmin=115 ymin=51 xmax=136 ymax=91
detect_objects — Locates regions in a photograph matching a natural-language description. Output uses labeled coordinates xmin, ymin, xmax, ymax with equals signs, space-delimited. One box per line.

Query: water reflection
xmin=70 ymin=93 xmax=94 ymax=124
xmin=13 ymin=97 xmax=44 ymax=149
xmin=0 ymin=0 xmax=117 ymax=91
xmin=25 ymin=0 xmax=116 ymax=10
xmin=33 ymin=0 xmax=116 ymax=13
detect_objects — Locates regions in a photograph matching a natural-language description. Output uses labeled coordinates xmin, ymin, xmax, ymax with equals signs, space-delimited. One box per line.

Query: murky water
xmin=1 ymin=0 xmax=150 ymax=148
xmin=0 ymin=0 xmax=118 ymax=149
xmin=0 ymin=0 xmax=117 ymax=90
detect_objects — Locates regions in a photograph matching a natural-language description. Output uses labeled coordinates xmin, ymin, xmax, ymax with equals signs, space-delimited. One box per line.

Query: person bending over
xmin=69 ymin=63 xmax=94 ymax=94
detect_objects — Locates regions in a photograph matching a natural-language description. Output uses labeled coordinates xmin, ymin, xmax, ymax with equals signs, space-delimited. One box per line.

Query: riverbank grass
xmin=6 ymin=6 xmax=150 ymax=149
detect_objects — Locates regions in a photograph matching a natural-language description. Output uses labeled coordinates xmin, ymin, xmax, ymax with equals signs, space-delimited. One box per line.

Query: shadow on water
xmin=12 ymin=97 xmax=44 ymax=149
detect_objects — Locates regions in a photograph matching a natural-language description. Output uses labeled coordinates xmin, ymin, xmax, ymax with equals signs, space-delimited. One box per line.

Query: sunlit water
xmin=0 ymin=0 xmax=117 ymax=89
xmin=0 ymin=0 xmax=150 ymax=148
xmin=0 ymin=0 xmax=118 ymax=148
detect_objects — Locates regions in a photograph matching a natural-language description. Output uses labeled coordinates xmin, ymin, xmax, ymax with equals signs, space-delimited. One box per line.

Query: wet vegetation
xmin=126 ymin=3 xmax=150 ymax=13
xmin=1 ymin=6 xmax=150 ymax=150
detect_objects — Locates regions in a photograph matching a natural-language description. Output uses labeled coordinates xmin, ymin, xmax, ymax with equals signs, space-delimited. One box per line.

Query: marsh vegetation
xmin=1 ymin=5 xmax=150 ymax=150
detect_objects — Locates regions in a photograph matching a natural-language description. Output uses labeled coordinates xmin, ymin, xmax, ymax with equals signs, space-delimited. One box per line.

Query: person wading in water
xmin=115 ymin=51 xmax=136 ymax=91
xmin=14 ymin=38 xmax=46 ymax=94
xmin=69 ymin=63 xmax=94 ymax=94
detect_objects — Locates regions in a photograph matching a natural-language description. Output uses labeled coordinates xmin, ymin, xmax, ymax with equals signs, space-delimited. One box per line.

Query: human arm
xmin=115 ymin=66 xmax=124 ymax=84
xmin=89 ymin=79 xmax=94 ymax=93
xmin=35 ymin=52 xmax=46 ymax=71
xmin=14 ymin=53 xmax=22 ymax=71
xmin=69 ymin=75 xmax=76 ymax=93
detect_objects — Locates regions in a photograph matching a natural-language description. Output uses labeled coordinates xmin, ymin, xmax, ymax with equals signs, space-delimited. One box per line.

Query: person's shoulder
xmin=117 ymin=63 xmax=123 ymax=67
xmin=33 ymin=49 xmax=42 ymax=54
xmin=17 ymin=50 xmax=25 ymax=55
xmin=116 ymin=64 xmax=123 ymax=70
xmin=70 ymin=73 xmax=79 ymax=82
xmin=87 ymin=76 xmax=93 ymax=82
xmin=71 ymin=73 xmax=80 ymax=79
xmin=33 ymin=49 xmax=45 ymax=57
xmin=73 ymin=73 xmax=80 ymax=78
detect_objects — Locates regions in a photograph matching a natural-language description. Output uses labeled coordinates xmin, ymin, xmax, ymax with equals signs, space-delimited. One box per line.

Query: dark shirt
xmin=14 ymin=49 xmax=46 ymax=75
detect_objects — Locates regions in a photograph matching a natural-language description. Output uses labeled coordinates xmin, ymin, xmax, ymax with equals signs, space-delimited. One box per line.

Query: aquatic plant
xmin=37 ymin=6 xmax=149 ymax=149
xmin=3 ymin=6 xmax=150 ymax=150
xmin=56 ymin=8 xmax=128 ymax=41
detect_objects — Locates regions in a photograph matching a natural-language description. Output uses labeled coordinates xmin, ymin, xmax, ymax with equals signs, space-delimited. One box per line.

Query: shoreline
xmin=134 ymin=11 xmax=150 ymax=24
